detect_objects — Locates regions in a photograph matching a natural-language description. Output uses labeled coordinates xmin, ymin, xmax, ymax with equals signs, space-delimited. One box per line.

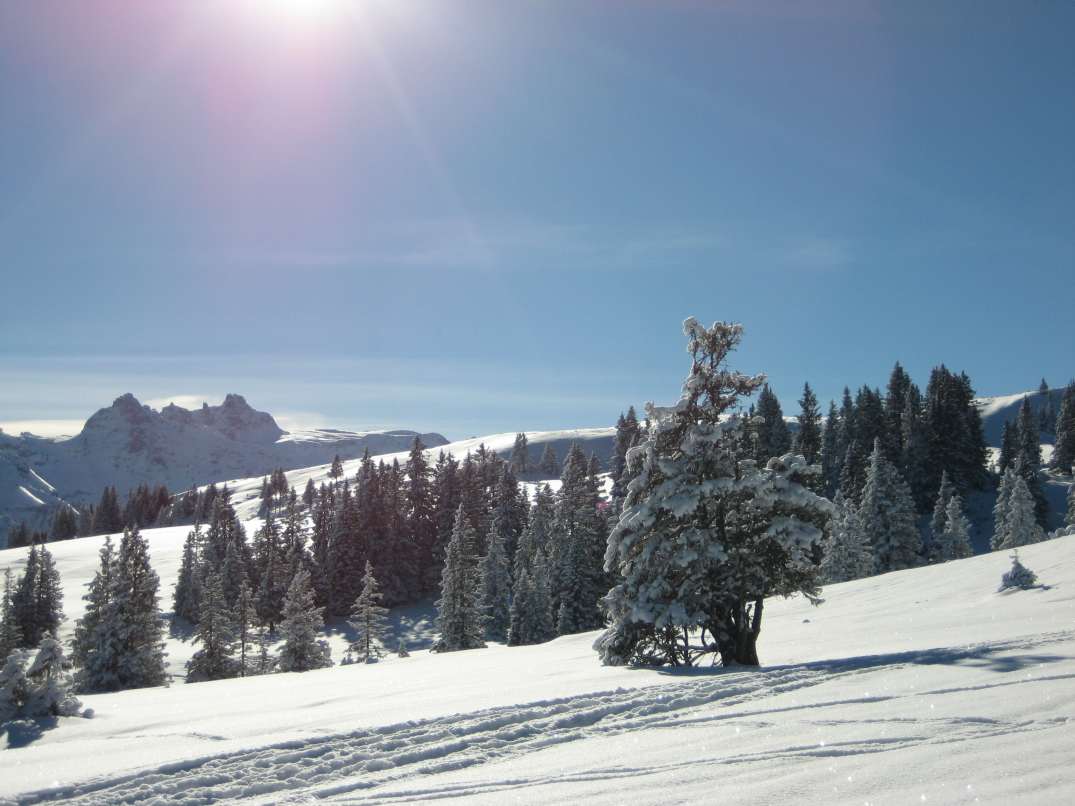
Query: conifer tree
xmin=278 ymin=567 xmax=330 ymax=672
xmin=1050 ymin=382 xmax=1075 ymax=472
xmin=50 ymin=505 xmax=78 ymax=541
xmin=538 ymin=444 xmax=560 ymax=477
xmin=510 ymin=432 xmax=530 ymax=476
xmin=0 ymin=569 xmax=21 ymax=664
xmin=820 ymin=400 xmax=841 ymax=497
xmin=598 ymin=319 xmax=829 ymax=668
xmin=348 ymin=561 xmax=389 ymax=663
xmin=32 ymin=545 xmax=63 ymax=645
xmin=433 ymin=506 xmax=485 ymax=652
xmin=999 ymin=551 xmax=1037 ymax=591
xmin=112 ymin=526 xmax=169 ymax=690
xmin=931 ymin=495 xmax=973 ymax=562
xmin=329 ymin=454 xmax=344 ymax=483
xmin=173 ymin=526 xmax=203 ymax=624
xmin=991 ymin=468 xmax=1017 ymax=550
xmin=753 ymin=383 xmax=791 ymax=461
xmin=928 ymin=471 xmax=955 ymax=556
xmin=25 ymin=633 xmax=81 ymax=718
xmin=234 ymin=580 xmax=255 ymax=676
xmin=821 ymin=491 xmax=872 ymax=583
xmin=794 ymin=382 xmax=822 ymax=464
xmin=186 ymin=572 xmax=239 ymax=683
xmin=859 ymin=439 xmax=921 ymax=573
xmin=480 ymin=529 xmax=511 ymax=642
xmin=71 ymin=536 xmax=117 ymax=686
xmin=92 ymin=486 xmax=124 ymax=536
xmin=11 ymin=545 xmax=39 ymax=646
xmin=998 ymin=476 xmax=1046 ymax=549
xmin=998 ymin=420 xmax=1016 ymax=473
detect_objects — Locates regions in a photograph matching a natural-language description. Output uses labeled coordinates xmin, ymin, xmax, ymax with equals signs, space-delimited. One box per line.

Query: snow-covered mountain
xmin=1 ymin=521 xmax=1072 ymax=803
xmin=0 ymin=394 xmax=448 ymax=534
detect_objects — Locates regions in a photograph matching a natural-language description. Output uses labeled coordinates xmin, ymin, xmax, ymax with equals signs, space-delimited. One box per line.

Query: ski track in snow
xmin=13 ymin=630 xmax=1074 ymax=806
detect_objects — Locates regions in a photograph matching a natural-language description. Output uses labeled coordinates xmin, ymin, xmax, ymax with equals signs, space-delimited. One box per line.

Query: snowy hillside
xmin=0 ymin=394 xmax=447 ymax=534
xmin=1 ymin=525 xmax=1072 ymax=803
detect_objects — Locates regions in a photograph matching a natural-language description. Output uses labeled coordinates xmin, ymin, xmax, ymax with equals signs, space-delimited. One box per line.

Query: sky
xmin=1 ymin=1 xmax=1072 ymax=440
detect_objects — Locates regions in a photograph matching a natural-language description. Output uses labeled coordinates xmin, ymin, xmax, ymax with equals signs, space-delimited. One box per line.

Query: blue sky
xmin=1 ymin=1 xmax=1072 ymax=439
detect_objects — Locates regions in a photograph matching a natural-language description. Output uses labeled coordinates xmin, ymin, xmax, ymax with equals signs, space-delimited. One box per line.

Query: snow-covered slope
xmin=1 ymin=524 xmax=1073 ymax=803
xmin=0 ymin=394 xmax=447 ymax=534
xmin=975 ymin=387 xmax=1065 ymax=448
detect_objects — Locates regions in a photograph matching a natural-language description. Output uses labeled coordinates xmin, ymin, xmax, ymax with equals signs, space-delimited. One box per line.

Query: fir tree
xmin=1050 ymin=382 xmax=1075 ymax=472
xmin=991 ymin=468 xmax=1017 ymax=550
xmin=433 ymin=506 xmax=485 ymax=652
xmin=510 ymin=432 xmax=530 ymax=476
xmin=932 ymin=495 xmax=973 ymax=562
xmin=92 ymin=486 xmax=124 ymax=536
xmin=998 ymin=420 xmax=1016 ymax=472
xmin=32 ymin=545 xmax=63 ymax=645
xmin=598 ymin=319 xmax=829 ymax=668
xmin=928 ymin=471 xmax=955 ymax=557
xmin=348 ymin=561 xmax=389 ymax=663
xmin=821 ymin=491 xmax=872 ymax=583
xmin=11 ymin=545 xmax=40 ymax=647
xmin=538 ymin=444 xmax=560 ymax=477
xmin=112 ymin=526 xmax=169 ymax=690
xmin=234 ymin=580 xmax=255 ymax=677
xmin=507 ymin=547 xmax=556 ymax=646
xmin=24 ymin=633 xmax=81 ymax=718
xmin=329 ymin=454 xmax=344 ymax=483
xmin=794 ymin=382 xmax=822 ymax=464
xmin=186 ymin=572 xmax=239 ymax=683
xmin=50 ymin=506 xmax=78 ymax=541
xmin=753 ymin=383 xmax=791 ymax=461
xmin=480 ymin=528 xmax=511 ymax=642
xmin=278 ymin=567 xmax=330 ymax=672
xmin=172 ymin=526 xmax=203 ymax=624
xmin=998 ymin=476 xmax=1045 ymax=549
xmin=860 ymin=439 xmax=921 ymax=573
xmin=0 ymin=569 xmax=21 ymax=664
xmin=71 ymin=536 xmax=117 ymax=685
xmin=820 ymin=400 xmax=841 ymax=497
xmin=999 ymin=552 xmax=1037 ymax=591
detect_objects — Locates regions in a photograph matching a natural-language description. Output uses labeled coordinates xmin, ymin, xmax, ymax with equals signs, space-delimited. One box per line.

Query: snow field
xmin=1 ymin=528 xmax=1073 ymax=803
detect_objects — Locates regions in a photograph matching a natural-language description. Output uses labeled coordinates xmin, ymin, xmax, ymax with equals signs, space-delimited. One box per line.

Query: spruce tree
xmin=480 ymin=529 xmax=511 ymax=642
xmin=932 ymin=495 xmax=973 ymax=562
xmin=172 ymin=526 xmax=203 ymax=624
xmin=991 ymin=468 xmax=1017 ymax=550
xmin=998 ymin=476 xmax=1045 ymax=549
xmin=754 ymin=383 xmax=791 ymax=461
xmin=186 ymin=572 xmax=239 ymax=683
xmin=433 ymin=506 xmax=485 ymax=652
xmin=278 ymin=567 xmax=330 ymax=672
xmin=1050 ymin=382 xmax=1075 ymax=472
xmin=112 ymin=526 xmax=169 ymax=690
xmin=821 ymin=491 xmax=872 ymax=583
xmin=71 ymin=536 xmax=117 ymax=687
xmin=329 ymin=454 xmax=344 ymax=483
xmin=510 ymin=432 xmax=530 ymax=476
xmin=928 ymin=471 xmax=955 ymax=557
xmin=998 ymin=420 xmax=1016 ymax=472
xmin=598 ymin=319 xmax=829 ymax=668
xmin=859 ymin=439 xmax=921 ymax=573
xmin=538 ymin=444 xmax=560 ymax=477
xmin=32 ymin=546 xmax=63 ymax=645
xmin=11 ymin=545 xmax=39 ymax=647
xmin=794 ymin=382 xmax=822 ymax=464
xmin=0 ymin=569 xmax=21 ymax=663
xmin=999 ymin=552 xmax=1037 ymax=591
xmin=348 ymin=561 xmax=389 ymax=663
xmin=820 ymin=400 xmax=841 ymax=497
xmin=234 ymin=580 xmax=255 ymax=676
xmin=25 ymin=633 xmax=81 ymax=718
xmin=50 ymin=506 xmax=78 ymax=541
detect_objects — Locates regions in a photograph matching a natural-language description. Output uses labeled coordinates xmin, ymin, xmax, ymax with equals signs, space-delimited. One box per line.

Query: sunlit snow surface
xmin=1 ymin=526 xmax=1073 ymax=804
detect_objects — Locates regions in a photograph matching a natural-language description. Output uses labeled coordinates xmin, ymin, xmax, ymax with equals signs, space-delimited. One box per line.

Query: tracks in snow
xmin=12 ymin=631 xmax=1074 ymax=806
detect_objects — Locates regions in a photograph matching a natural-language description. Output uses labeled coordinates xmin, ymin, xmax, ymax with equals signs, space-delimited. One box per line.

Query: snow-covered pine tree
xmin=250 ymin=626 xmax=276 ymax=675
xmin=991 ymin=468 xmax=1016 ymax=550
xmin=1050 ymin=382 xmax=1075 ymax=472
xmin=928 ymin=470 xmax=955 ymax=559
xmin=11 ymin=545 xmax=39 ymax=647
xmin=1014 ymin=398 xmax=1049 ymax=527
xmin=510 ymin=432 xmax=530 ymax=476
xmin=933 ymin=495 xmax=973 ymax=562
xmin=348 ymin=561 xmax=389 ymax=663
xmin=112 ymin=526 xmax=169 ymax=690
xmin=859 ymin=439 xmax=922 ymax=573
xmin=480 ymin=527 xmax=511 ymax=642
xmin=507 ymin=547 xmax=556 ymax=646
xmin=234 ymin=580 xmax=254 ymax=676
xmin=999 ymin=552 xmax=1037 ymax=591
xmin=25 ymin=633 xmax=81 ymax=718
xmin=0 ymin=569 xmax=21 ymax=664
xmin=433 ymin=505 xmax=485 ymax=652
xmin=278 ymin=567 xmax=331 ymax=672
xmin=32 ymin=545 xmax=63 ymax=645
xmin=185 ymin=572 xmax=239 ymax=683
xmin=597 ymin=319 xmax=830 ymax=668
xmin=998 ymin=419 xmax=1015 ymax=473
xmin=999 ymin=475 xmax=1046 ymax=549
xmin=794 ymin=382 xmax=822 ymax=464
xmin=821 ymin=491 xmax=872 ymax=583
xmin=538 ymin=444 xmax=559 ymax=477
xmin=71 ymin=536 xmax=117 ymax=688
xmin=172 ymin=525 xmax=203 ymax=624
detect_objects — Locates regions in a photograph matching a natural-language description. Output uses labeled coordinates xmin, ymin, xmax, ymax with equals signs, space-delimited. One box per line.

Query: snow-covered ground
xmin=1 ymin=525 xmax=1073 ymax=804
